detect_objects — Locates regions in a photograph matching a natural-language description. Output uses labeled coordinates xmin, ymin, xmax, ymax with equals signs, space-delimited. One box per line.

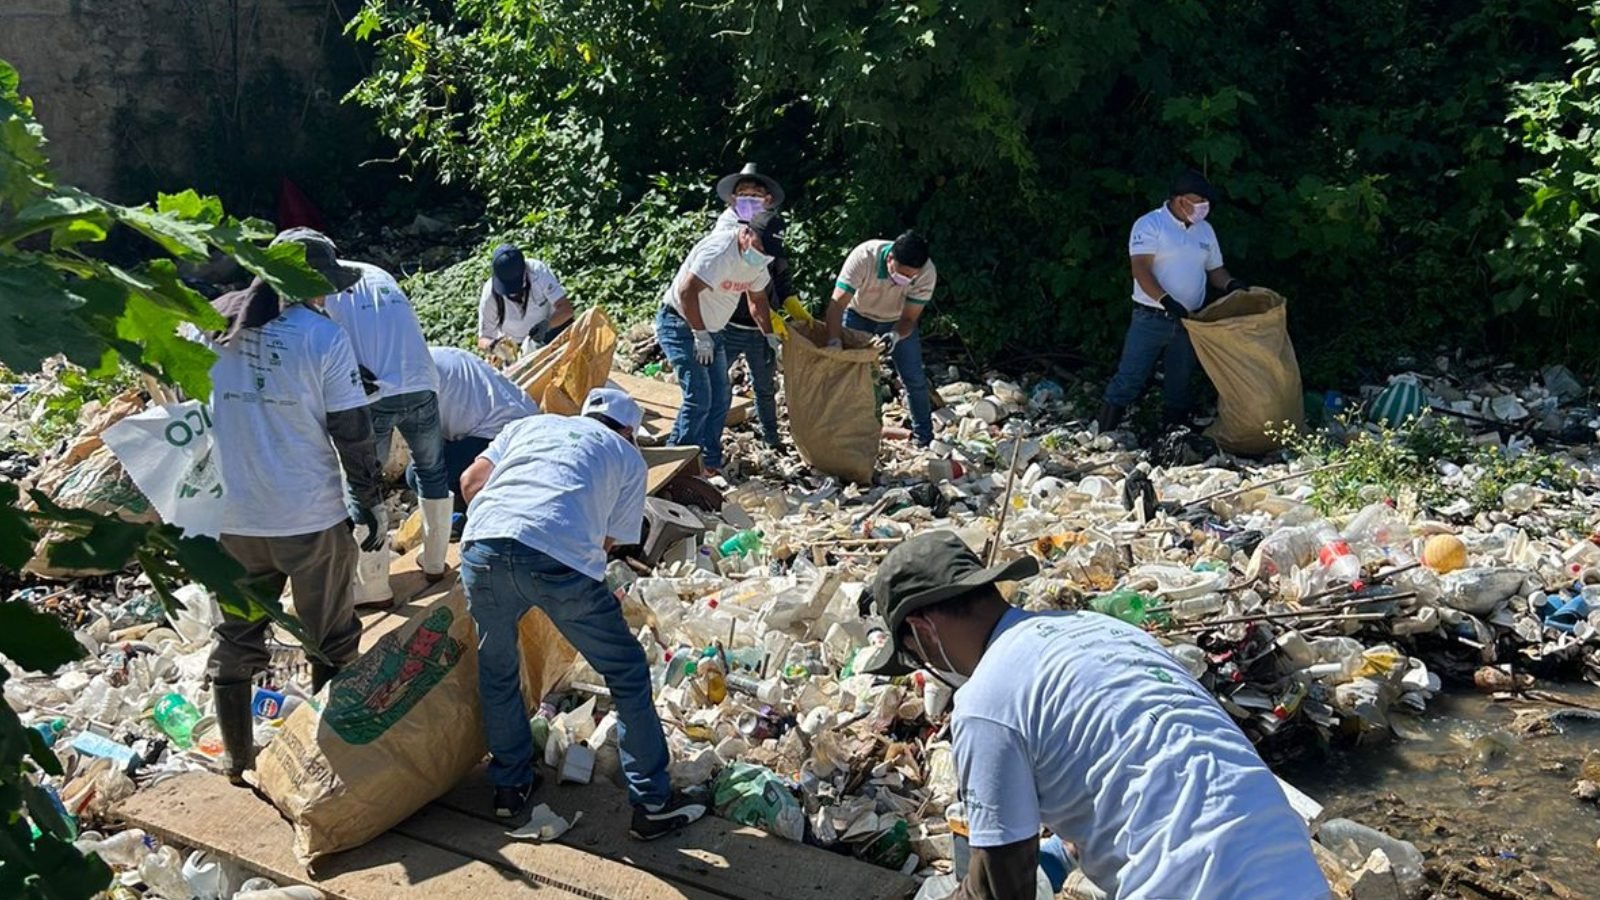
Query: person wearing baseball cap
xmin=1098 ymin=169 xmax=1250 ymax=435
xmin=861 ymin=532 xmax=1328 ymax=899
xmin=456 ymin=387 xmax=706 ymax=839
xmin=476 ymin=243 xmax=575 ymax=359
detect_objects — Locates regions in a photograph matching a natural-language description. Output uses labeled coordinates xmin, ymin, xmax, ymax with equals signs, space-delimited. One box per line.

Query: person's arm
xmin=477 ymin=283 xmax=497 ymax=352
xmin=549 ymin=296 xmax=575 ymax=328
xmin=327 ymin=407 xmax=381 ymax=511
xmin=826 ymin=246 xmax=868 ymax=346
xmin=748 ymin=289 xmax=774 ymax=335
xmin=459 ymin=457 xmax=493 ymax=503
xmin=676 ymin=274 xmax=711 ymax=331
xmin=1131 ymin=255 xmax=1166 ymax=303
xmin=824 ymin=288 xmax=851 ymax=346
xmin=952 ymin=715 xmax=1045 ymax=900
xmin=951 ymin=838 xmax=1041 ymax=900
xmin=1207 ymin=266 xmax=1248 ymax=294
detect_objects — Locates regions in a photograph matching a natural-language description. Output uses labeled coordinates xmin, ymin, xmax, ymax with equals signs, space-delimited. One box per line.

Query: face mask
xmin=733 ymin=196 xmax=765 ymax=222
xmin=741 ymin=246 xmax=771 ymax=268
xmin=889 ymin=268 xmax=913 ymax=287
xmin=911 ymin=623 xmax=969 ymax=688
xmin=1187 ymin=200 xmax=1211 ymax=224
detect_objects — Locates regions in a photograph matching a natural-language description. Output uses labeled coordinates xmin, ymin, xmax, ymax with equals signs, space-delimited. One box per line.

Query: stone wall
xmin=0 ymin=0 xmax=365 ymax=205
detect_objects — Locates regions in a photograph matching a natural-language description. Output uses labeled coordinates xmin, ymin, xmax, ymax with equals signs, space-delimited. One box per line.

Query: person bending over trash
xmin=711 ymin=167 xmax=792 ymax=448
xmin=654 ymin=210 xmax=783 ymax=474
xmin=1097 ymin=170 xmax=1249 ymax=436
xmin=199 ymin=233 xmax=384 ymax=786
xmin=477 ymin=243 xmax=575 ymax=360
xmin=859 ymin=532 xmax=1330 ymax=900
xmin=418 ymin=346 xmax=540 ymax=518
xmin=824 ymin=231 xmax=938 ymax=447
xmin=457 ymin=387 xmax=707 ymax=839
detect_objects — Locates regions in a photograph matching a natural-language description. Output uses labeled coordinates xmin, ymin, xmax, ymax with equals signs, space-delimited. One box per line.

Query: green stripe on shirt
xmin=834 ymin=280 xmax=858 ymax=295
xmin=906 ymin=296 xmax=931 ymax=305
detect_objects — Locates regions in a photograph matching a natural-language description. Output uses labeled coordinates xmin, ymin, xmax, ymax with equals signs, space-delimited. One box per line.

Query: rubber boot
xmin=214 ymin=681 xmax=255 ymax=786
xmin=353 ymin=545 xmax=394 ymax=610
xmin=1096 ymin=402 xmax=1126 ymax=433
xmin=419 ymin=495 xmax=454 ymax=583
xmin=312 ymin=662 xmax=341 ymax=694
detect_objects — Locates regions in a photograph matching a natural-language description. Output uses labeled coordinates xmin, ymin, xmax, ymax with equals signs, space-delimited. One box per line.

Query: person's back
xmin=430 ymin=346 xmax=539 ymax=442
xmin=323 ymin=260 xmax=437 ymax=399
xmin=954 ymin=609 xmax=1327 ymax=898
xmin=209 ymin=304 xmax=366 ymax=537
xmin=463 ymin=414 xmax=645 ymax=580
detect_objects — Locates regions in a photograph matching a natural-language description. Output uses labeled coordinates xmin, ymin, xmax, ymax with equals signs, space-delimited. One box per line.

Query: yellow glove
xmin=782 ymin=295 xmax=815 ymax=324
xmin=769 ymin=310 xmax=789 ymax=340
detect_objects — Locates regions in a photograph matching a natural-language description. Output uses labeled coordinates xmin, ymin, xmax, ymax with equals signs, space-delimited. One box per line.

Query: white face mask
xmin=1187 ymin=200 xmax=1211 ymax=224
xmin=911 ymin=623 xmax=969 ymax=688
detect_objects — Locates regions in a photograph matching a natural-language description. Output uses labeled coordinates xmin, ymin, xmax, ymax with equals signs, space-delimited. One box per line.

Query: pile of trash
xmin=4 ymin=345 xmax=1599 ymax=899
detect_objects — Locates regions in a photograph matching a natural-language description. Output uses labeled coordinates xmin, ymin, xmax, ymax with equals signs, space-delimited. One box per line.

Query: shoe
xmin=629 ymin=793 xmax=707 ymax=841
xmin=492 ymin=780 xmax=538 ymax=821
xmin=1095 ymin=402 xmax=1126 ymax=433
xmin=419 ymin=495 xmax=454 ymax=582
xmin=213 ymin=681 xmax=255 ymax=786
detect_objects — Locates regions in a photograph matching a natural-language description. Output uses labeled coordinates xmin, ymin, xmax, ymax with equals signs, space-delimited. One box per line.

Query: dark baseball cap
xmin=746 ymin=210 xmax=786 ymax=260
xmin=270 ymin=228 xmax=362 ymax=295
xmin=491 ymin=244 xmax=528 ymax=295
xmin=857 ymin=531 xmax=1038 ymax=676
xmin=1169 ymin=169 xmax=1215 ymax=202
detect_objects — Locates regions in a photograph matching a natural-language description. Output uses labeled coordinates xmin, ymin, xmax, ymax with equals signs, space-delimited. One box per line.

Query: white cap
xmin=581 ymin=387 xmax=643 ymax=433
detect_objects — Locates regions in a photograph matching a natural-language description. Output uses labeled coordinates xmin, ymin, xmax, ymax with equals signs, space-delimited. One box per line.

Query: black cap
xmin=491 ymin=244 xmax=528 ymax=296
xmin=716 ymin=162 xmax=785 ymax=207
xmin=269 ymin=228 xmax=362 ymax=296
xmin=857 ymin=531 xmax=1038 ymax=676
xmin=1169 ymin=169 xmax=1214 ymax=202
xmin=746 ymin=210 xmax=786 ymax=260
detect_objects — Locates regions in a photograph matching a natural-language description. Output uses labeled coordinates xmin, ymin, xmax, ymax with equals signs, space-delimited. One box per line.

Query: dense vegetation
xmin=347 ymin=0 xmax=1600 ymax=383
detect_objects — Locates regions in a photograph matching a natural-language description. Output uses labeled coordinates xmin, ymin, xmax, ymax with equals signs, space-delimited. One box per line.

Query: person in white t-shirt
xmin=711 ymin=164 xmax=790 ymax=448
xmin=202 ymin=230 xmax=386 ymax=787
xmin=476 ymin=244 xmax=574 ymax=356
xmin=415 ymin=346 xmax=540 ymax=510
xmin=457 ymin=388 xmax=707 ymax=839
xmin=860 ymin=532 xmax=1330 ymax=900
xmin=1098 ymin=170 xmax=1249 ymax=435
xmin=275 ymin=229 xmax=452 ymax=592
xmin=653 ymin=211 xmax=781 ymax=473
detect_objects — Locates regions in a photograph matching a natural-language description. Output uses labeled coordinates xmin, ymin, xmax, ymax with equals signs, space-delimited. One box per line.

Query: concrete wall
xmin=0 ymin=0 xmax=356 ymax=203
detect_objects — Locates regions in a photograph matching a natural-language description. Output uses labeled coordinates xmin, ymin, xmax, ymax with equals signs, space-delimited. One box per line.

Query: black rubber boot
xmin=214 ymin=681 xmax=255 ymax=786
xmin=1096 ymin=402 xmax=1126 ymax=433
xmin=312 ymin=662 xmax=341 ymax=694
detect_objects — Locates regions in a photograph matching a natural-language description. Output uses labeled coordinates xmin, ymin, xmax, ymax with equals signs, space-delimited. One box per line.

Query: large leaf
xmin=0 ymin=603 xmax=85 ymax=673
xmin=0 ymin=191 xmax=110 ymax=249
xmin=0 ymin=257 xmax=107 ymax=374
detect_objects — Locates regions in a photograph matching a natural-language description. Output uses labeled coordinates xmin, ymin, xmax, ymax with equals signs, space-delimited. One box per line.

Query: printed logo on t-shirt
xmin=719 ymin=279 xmax=759 ymax=292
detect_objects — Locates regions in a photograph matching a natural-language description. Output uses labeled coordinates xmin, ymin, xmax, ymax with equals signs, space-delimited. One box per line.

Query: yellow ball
xmin=1423 ymin=534 xmax=1467 ymax=574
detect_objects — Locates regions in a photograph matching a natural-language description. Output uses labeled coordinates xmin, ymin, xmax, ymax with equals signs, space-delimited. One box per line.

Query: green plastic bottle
xmin=718 ymin=529 xmax=763 ymax=557
xmin=152 ymin=692 xmax=201 ymax=749
xmin=1089 ymin=589 xmax=1152 ymax=626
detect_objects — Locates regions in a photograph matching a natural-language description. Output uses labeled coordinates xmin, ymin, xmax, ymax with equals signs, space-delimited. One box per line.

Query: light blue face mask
xmin=741 ymin=246 xmax=771 ymax=268
xmin=733 ymin=196 xmax=765 ymax=222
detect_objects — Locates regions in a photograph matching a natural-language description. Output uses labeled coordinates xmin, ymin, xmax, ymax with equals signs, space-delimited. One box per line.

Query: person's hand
xmin=1224 ymin=278 xmax=1249 ymax=294
xmin=353 ymin=505 xmax=389 ymax=552
xmin=529 ymin=319 xmax=551 ymax=347
xmin=692 ymin=329 xmax=714 ymax=365
xmin=874 ymin=331 xmax=903 ymax=353
xmin=1158 ymin=294 xmax=1189 ymax=319
xmin=765 ymin=332 xmax=782 ymax=354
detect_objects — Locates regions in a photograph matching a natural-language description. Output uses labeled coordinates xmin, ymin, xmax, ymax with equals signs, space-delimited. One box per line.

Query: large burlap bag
xmin=256 ymin=584 xmax=577 ymax=862
xmin=1182 ymin=288 xmax=1304 ymax=455
xmin=782 ymin=323 xmax=882 ymax=484
xmin=507 ymin=307 xmax=617 ymax=415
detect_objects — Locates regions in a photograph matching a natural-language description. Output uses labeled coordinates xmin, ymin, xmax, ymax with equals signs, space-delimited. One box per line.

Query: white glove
xmin=875 ymin=331 xmax=903 ymax=353
xmin=692 ymin=329 xmax=714 ymax=366
xmin=765 ymin=333 xmax=782 ymax=354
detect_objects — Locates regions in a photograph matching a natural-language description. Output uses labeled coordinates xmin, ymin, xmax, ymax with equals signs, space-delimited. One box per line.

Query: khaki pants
xmin=208 ymin=522 xmax=361 ymax=684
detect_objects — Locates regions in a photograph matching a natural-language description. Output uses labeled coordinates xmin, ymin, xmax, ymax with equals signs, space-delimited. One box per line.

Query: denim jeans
xmin=460 ymin=538 xmax=672 ymax=808
xmin=654 ymin=305 xmax=731 ymax=469
xmin=1103 ymin=305 xmax=1199 ymax=416
xmin=366 ymin=389 xmax=449 ymax=500
xmin=843 ymin=309 xmax=933 ymax=445
xmin=721 ymin=324 xmax=781 ymax=446
xmin=407 ymin=435 xmax=490 ymax=512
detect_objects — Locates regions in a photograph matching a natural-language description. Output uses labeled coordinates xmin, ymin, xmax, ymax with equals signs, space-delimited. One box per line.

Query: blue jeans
xmin=721 ymin=325 xmax=781 ymax=446
xmin=843 ymin=309 xmax=933 ymax=445
xmin=1103 ymin=305 xmax=1199 ymax=416
xmin=654 ymin=305 xmax=731 ymax=469
xmin=367 ymin=389 xmax=449 ymax=500
xmin=407 ymin=435 xmax=489 ymax=512
xmin=460 ymin=538 xmax=671 ymax=808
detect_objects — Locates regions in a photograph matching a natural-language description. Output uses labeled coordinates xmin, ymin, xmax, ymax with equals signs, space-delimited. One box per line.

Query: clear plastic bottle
xmin=1168 ymin=592 xmax=1227 ymax=620
xmin=152 ymin=692 xmax=201 ymax=748
xmin=1313 ymin=525 xmax=1362 ymax=588
xmin=1317 ymin=818 xmax=1425 ymax=896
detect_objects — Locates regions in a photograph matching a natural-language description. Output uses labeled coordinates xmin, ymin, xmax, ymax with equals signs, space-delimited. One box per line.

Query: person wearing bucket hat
xmin=654 ymin=210 xmax=780 ymax=473
xmin=715 ymin=162 xmax=785 ymax=225
xmin=456 ymin=387 xmax=707 ymax=838
xmin=476 ymin=243 xmax=575 ymax=358
xmin=1098 ymin=169 xmax=1250 ymax=436
xmin=862 ymin=531 xmax=1328 ymax=899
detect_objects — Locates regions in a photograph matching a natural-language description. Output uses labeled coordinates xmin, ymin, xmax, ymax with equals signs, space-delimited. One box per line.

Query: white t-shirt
xmin=953 ymin=608 xmax=1329 ymax=899
xmin=660 ymin=229 xmax=771 ymax=332
xmin=207 ymin=305 xmax=371 ymax=538
xmin=322 ymin=261 xmax=438 ymax=399
xmin=430 ymin=347 xmax=540 ymax=442
xmin=461 ymin=415 xmax=646 ymax=580
xmin=1128 ymin=205 xmax=1223 ymax=312
xmin=477 ymin=260 xmax=568 ymax=344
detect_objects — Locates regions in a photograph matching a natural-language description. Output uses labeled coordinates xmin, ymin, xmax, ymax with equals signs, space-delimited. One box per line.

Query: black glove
xmin=1158 ymin=294 xmax=1189 ymax=319
xmin=352 ymin=504 xmax=389 ymax=552
xmin=1224 ymin=278 xmax=1249 ymax=294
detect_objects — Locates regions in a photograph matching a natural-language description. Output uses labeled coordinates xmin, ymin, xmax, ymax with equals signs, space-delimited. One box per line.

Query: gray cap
xmin=270 ymin=227 xmax=363 ymax=295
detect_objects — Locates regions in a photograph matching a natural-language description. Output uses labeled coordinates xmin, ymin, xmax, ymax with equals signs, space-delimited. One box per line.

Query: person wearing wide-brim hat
xmin=858 ymin=531 xmax=1328 ymax=900
xmin=715 ymin=162 xmax=786 ymax=227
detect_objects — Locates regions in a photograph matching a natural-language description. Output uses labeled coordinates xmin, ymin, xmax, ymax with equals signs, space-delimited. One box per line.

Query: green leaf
xmin=0 ymin=191 xmax=110 ymax=249
xmin=0 ymin=257 xmax=108 ymax=375
xmin=0 ymin=603 xmax=85 ymax=673
xmin=155 ymin=189 xmax=224 ymax=224
xmin=110 ymin=203 xmax=212 ymax=260
xmin=23 ymin=831 xmax=113 ymax=900
xmin=114 ymin=290 xmax=219 ymax=398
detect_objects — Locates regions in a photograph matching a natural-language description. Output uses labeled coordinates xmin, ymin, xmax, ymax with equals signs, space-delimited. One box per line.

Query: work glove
xmin=874 ymin=331 xmax=903 ymax=353
xmin=1223 ymin=278 xmax=1249 ymax=294
xmin=692 ymin=329 xmax=715 ymax=366
xmin=1158 ymin=294 xmax=1190 ymax=319
xmin=528 ymin=319 xmax=551 ymax=347
xmin=353 ymin=504 xmax=389 ymax=552
xmin=765 ymin=332 xmax=783 ymax=354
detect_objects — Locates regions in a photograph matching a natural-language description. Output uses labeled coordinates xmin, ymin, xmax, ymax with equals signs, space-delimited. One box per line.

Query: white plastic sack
xmin=101 ymin=401 xmax=226 ymax=537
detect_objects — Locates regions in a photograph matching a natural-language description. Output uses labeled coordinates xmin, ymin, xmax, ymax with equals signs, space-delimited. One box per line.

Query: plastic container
xmin=1166 ymin=643 xmax=1209 ymax=679
xmin=1314 ymin=525 xmax=1362 ymax=588
xmin=719 ymin=529 xmax=764 ymax=558
xmin=152 ymin=692 xmax=201 ymax=748
xmin=1168 ymin=592 xmax=1226 ymax=620
xmin=1089 ymin=589 xmax=1153 ymax=626
xmin=1317 ymin=818 xmax=1425 ymax=896
xmin=69 ymin=731 xmax=142 ymax=772
xmin=31 ymin=717 xmax=67 ymax=747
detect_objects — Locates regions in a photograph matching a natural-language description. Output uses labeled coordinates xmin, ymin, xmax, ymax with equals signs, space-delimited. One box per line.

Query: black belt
xmin=1134 ymin=304 xmax=1182 ymax=321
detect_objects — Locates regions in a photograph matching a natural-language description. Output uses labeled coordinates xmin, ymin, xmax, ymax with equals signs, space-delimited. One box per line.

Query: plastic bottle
xmin=718 ymin=529 xmax=763 ymax=558
xmin=76 ymin=828 xmax=149 ymax=868
xmin=1317 ymin=818 xmax=1425 ymax=896
xmin=1342 ymin=503 xmax=1413 ymax=563
xmin=31 ymin=717 xmax=67 ymax=747
xmin=1166 ymin=643 xmax=1209 ymax=679
xmin=641 ymin=361 xmax=663 ymax=377
xmin=1313 ymin=525 xmax=1362 ymax=588
xmin=1168 ymin=592 xmax=1227 ymax=620
xmin=152 ymin=692 xmax=201 ymax=749
xmin=1090 ymin=589 xmax=1152 ymax=625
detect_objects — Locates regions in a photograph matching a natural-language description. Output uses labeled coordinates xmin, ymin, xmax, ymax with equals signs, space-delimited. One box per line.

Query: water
xmin=1282 ymin=686 xmax=1600 ymax=897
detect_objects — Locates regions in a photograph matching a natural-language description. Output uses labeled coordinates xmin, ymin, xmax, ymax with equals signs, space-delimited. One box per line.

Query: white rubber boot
xmin=419 ymin=495 xmax=454 ymax=582
xmin=353 ymin=545 xmax=394 ymax=609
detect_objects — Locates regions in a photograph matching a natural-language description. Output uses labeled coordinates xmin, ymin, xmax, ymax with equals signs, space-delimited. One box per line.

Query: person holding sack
xmin=476 ymin=243 xmax=575 ymax=358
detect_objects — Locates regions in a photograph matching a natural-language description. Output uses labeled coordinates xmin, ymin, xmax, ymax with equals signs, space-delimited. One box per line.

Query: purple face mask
xmin=733 ymin=196 xmax=765 ymax=222
xmin=889 ymin=269 xmax=913 ymax=287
